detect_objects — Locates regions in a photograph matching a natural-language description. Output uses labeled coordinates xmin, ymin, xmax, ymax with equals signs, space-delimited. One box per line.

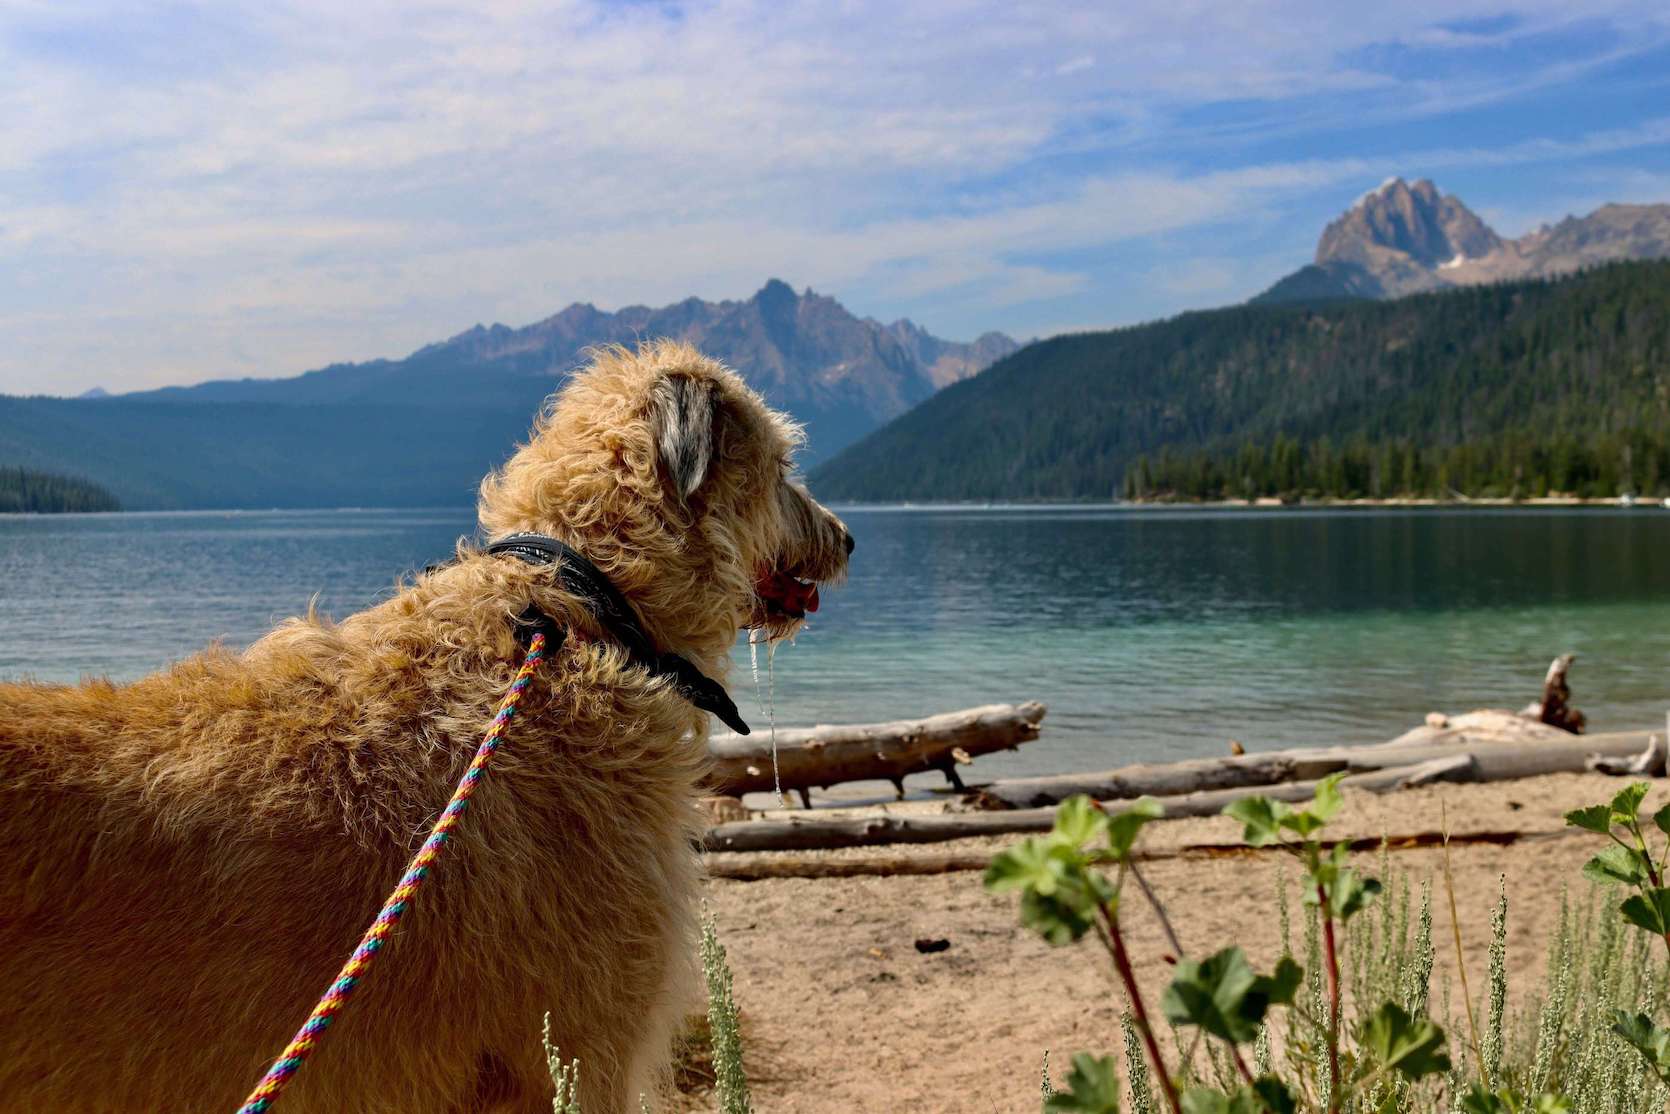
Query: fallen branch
xmin=1586 ymin=733 xmax=1667 ymax=777
xmin=967 ymin=729 xmax=1656 ymax=811
xmin=704 ymin=827 xmax=1572 ymax=881
xmin=704 ymin=757 xmax=1475 ymax=852
xmin=706 ymin=702 xmax=1044 ymax=799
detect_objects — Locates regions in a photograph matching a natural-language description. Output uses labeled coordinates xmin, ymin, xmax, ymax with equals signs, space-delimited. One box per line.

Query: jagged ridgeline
xmin=811 ymin=260 xmax=1670 ymax=502
xmin=0 ymin=468 xmax=120 ymax=513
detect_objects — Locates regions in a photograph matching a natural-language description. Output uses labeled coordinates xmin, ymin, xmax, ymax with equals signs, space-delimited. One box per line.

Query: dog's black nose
xmin=842 ymin=530 xmax=855 ymax=555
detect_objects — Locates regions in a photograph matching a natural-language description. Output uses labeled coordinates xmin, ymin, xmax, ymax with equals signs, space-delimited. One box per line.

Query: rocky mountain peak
xmin=1317 ymin=177 xmax=1502 ymax=272
xmin=1257 ymin=180 xmax=1670 ymax=305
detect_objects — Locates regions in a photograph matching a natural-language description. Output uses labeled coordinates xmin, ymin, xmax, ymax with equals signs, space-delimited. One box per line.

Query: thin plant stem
xmin=1626 ymin=824 xmax=1670 ymax=963
xmin=1440 ymin=801 xmax=1487 ymax=1082
xmin=1128 ymin=859 xmax=1186 ymax=960
xmin=1319 ymin=887 xmax=1342 ymax=1114
xmin=1228 ymin=1042 xmax=1256 ymax=1086
xmin=1099 ymin=903 xmax=1183 ymax=1114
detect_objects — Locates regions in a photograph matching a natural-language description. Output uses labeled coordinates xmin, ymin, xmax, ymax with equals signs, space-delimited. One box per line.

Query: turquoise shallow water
xmin=3 ymin=505 xmax=1668 ymax=780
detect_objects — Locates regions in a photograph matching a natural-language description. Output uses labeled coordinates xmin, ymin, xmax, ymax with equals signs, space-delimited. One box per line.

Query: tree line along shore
xmin=0 ymin=467 xmax=121 ymax=513
xmin=1122 ymin=430 xmax=1670 ymax=504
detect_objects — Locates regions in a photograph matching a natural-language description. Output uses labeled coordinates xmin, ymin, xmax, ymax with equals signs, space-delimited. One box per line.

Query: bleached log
xmin=1587 ymin=734 xmax=1667 ymax=777
xmin=705 ymin=702 xmax=1045 ymax=797
xmin=702 ymin=757 xmax=1475 ymax=853
xmin=968 ymin=728 xmax=1656 ymax=811
xmin=705 ymin=824 xmax=1562 ymax=881
xmin=967 ymin=753 xmax=1314 ymax=811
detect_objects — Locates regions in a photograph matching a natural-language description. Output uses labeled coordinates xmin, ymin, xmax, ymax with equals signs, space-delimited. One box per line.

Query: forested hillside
xmin=0 ymin=399 xmax=518 ymax=509
xmin=812 ymin=261 xmax=1670 ymax=501
xmin=0 ymin=468 xmax=120 ymax=513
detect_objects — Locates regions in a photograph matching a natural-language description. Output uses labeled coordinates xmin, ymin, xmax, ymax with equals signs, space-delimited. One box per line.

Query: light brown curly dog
xmin=0 ymin=341 xmax=852 ymax=1113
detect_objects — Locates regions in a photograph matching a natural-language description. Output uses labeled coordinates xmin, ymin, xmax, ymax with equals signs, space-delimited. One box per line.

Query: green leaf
xmin=1183 ymin=1080 xmax=1299 ymax=1114
xmin=985 ymin=836 xmax=1063 ymax=896
xmin=1237 ymin=1077 xmax=1298 ymax=1114
xmin=1224 ymin=797 xmax=1292 ymax=847
xmin=1044 ymin=1052 xmax=1121 ymax=1113
xmin=1161 ymin=947 xmax=1293 ymax=1045
xmin=1619 ymin=888 xmax=1670 ymax=937
xmin=1106 ymin=797 xmax=1165 ymax=859
xmin=1611 ymin=1010 xmax=1670 ymax=1083
xmin=1179 ymin=1090 xmax=1229 ymax=1114
xmin=1278 ymin=810 xmax=1327 ymax=839
xmin=1563 ymin=804 xmax=1614 ymax=835
xmin=1358 ymin=1002 xmax=1451 ymax=1080
xmin=1309 ymin=771 xmax=1347 ymax=822
xmin=1322 ymin=868 xmax=1376 ymax=921
xmin=1529 ymin=1097 xmax=1572 ymax=1114
xmin=1254 ymin=956 xmax=1303 ymax=1008
xmin=1457 ymin=1087 xmax=1509 ymax=1114
xmin=1019 ymin=888 xmax=1098 ymax=946
xmin=1052 ymin=795 xmax=1112 ymax=849
xmin=1582 ymin=843 xmax=1650 ymax=887
xmin=1654 ymin=802 xmax=1670 ymax=837
xmin=1610 ymin=782 xmax=1650 ymax=825
xmin=987 ymin=831 xmax=1117 ymax=946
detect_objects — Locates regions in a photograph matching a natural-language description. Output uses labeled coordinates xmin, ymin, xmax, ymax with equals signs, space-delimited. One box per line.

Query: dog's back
xmin=0 ymin=563 xmax=707 ymax=1113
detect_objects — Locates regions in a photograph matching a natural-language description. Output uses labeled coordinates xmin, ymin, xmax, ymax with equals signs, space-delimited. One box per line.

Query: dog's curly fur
xmin=0 ymin=341 xmax=850 ymax=1113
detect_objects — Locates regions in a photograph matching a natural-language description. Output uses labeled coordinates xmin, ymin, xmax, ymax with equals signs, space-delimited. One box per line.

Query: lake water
xmin=3 ymin=506 xmax=1668 ymax=783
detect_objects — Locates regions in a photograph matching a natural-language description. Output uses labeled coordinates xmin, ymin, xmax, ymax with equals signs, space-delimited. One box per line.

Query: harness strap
xmin=485 ymin=532 xmax=749 ymax=735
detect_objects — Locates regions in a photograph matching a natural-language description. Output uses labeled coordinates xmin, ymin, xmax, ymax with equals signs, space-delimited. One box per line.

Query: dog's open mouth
xmin=756 ymin=568 xmax=819 ymax=621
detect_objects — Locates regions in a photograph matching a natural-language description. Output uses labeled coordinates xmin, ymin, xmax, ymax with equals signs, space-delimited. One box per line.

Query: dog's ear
xmin=648 ymin=374 xmax=716 ymax=501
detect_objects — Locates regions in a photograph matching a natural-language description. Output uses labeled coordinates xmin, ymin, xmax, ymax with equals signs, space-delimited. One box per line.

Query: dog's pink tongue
xmin=762 ymin=572 xmax=819 ymax=616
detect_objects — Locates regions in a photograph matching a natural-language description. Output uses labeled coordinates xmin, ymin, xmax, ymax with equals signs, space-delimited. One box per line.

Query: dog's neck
xmin=485 ymin=532 xmax=750 ymax=735
xmin=487 ymin=513 xmax=750 ymax=669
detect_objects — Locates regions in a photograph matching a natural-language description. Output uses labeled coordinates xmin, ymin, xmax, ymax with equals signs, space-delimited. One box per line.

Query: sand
xmin=678 ymin=772 xmax=1667 ymax=1113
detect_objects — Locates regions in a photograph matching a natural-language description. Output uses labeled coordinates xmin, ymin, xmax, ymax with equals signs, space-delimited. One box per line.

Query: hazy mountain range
xmin=1 ymin=281 xmax=1015 ymax=509
xmin=1256 ymin=178 xmax=1670 ymax=303
xmin=7 ymin=178 xmax=1670 ymax=509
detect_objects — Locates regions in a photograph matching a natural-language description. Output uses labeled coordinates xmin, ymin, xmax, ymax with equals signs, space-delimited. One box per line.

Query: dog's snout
xmin=842 ymin=530 xmax=855 ymax=556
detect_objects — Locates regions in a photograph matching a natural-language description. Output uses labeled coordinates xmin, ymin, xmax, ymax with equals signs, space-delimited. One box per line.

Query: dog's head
xmin=477 ymin=340 xmax=851 ymax=659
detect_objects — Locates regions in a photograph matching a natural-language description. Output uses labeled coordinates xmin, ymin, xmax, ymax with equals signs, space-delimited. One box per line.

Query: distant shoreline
xmin=1121 ymin=494 xmax=1670 ymax=509
xmin=5 ymin=495 xmax=1669 ymax=517
xmin=831 ymin=494 xmax=1670 ymax=512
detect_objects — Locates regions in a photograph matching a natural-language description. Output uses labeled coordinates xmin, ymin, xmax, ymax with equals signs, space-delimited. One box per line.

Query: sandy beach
xmin=679 ymin=772 xmax=1667 ymax=1113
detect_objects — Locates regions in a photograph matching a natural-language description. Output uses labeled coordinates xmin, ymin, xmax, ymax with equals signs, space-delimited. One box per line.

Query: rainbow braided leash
xmin=235 ymin=631 xmax=550 ymax=1114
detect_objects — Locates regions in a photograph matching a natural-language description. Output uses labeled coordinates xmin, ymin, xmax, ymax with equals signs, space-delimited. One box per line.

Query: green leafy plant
xmin=1564 ymin=781 xmax=1670 ymax=1093
xmin=986 ymin=795 xmax=1179 ymax=1113
xmin=984 ymin=781 xmax=1471 ymax=1114
xmin=1564 ymin=782 xmax=1670 ymax=952
xmin=977 ymin=775 xmax=1663 ymax=1114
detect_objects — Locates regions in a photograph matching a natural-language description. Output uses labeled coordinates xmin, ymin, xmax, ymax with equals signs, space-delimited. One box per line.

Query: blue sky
xmin=2 ymin=1 xmax=1668 ymax=395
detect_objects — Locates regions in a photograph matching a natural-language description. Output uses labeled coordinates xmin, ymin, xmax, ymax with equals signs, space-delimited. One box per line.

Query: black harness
xmin=482 ymin=532 xmax=750 ymax=735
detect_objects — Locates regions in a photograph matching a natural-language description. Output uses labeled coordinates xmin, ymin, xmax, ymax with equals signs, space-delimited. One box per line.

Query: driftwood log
xmin=702 ymin=757 xmax=1476 ymax=852
xmin=1521 ymin=653 xmax=1586 ymax=733
xmin=966 ymin=727 xmax=1658 ymax=811
xmin=705 ymin=702 xmax=1045 ymax=801
xmin=705 ymin=827 xmax=1568 ymax=881
xmin=1588 ymin=731 xmax=1669 ymax=777
xmin=970 ymin=653 xmax=1589 ymax=811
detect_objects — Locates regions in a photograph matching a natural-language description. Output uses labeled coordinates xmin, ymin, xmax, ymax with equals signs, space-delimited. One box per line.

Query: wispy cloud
xmin=1 ymin=1 xmax=1668 ymax=393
